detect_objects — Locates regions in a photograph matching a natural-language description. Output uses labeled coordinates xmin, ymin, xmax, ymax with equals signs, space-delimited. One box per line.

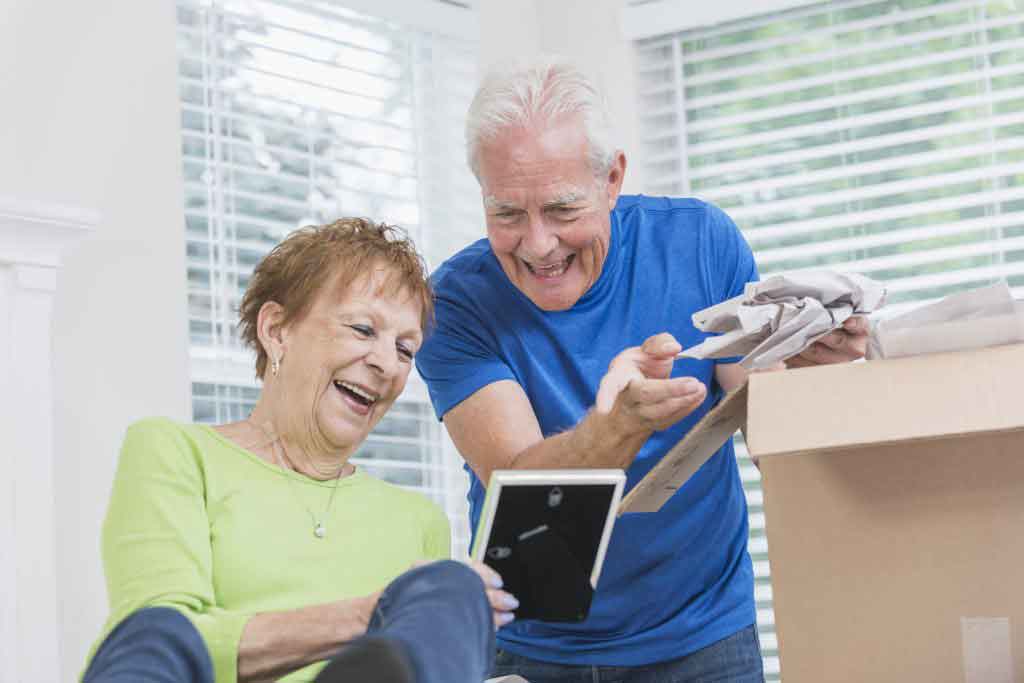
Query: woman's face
xmin=276 ymin=267 xmax=424 ymax=457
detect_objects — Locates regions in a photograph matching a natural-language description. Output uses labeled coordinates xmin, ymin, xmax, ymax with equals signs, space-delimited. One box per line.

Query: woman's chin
xmin=318 ymin=418 xmax=368 ymax=453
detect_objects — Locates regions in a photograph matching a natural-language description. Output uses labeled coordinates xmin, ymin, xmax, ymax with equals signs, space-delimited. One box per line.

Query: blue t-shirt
xmin=416 ymin=195 xmax=759 ymax=666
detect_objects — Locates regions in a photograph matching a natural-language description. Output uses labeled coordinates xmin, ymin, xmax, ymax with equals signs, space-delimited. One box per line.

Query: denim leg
xmin=489 ymin=625 xmax=763 ymax=683
xmin=490 ymin=648 xmax=594 ymax=683
xmin=605 ymin=625 xmax=765 ymax=683
xmin=82 ymin=607 xmax=213 ymax=683
xmin=368 ymin=560 xmax=496 ymax=683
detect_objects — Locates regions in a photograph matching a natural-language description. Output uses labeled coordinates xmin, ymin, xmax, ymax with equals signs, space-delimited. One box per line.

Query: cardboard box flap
xmin=618 ymin=384 xmax=747 ymax=514
xmin=747 ymin=343 xmax=1024 ymax=459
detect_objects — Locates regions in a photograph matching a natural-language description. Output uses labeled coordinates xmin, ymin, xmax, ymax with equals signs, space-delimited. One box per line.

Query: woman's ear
xmin=256 ymin=301 xmax=287 ymax=368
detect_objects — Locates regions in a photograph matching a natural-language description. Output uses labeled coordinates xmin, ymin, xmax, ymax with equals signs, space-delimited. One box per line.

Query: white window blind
xmin=633 ymin=0 xmax=1024 ymax=679
xmin=176 ymin=0 xmax=483 ymax=557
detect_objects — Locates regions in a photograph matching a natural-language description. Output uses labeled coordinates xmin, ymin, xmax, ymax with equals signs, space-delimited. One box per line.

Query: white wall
xmin=477 ymin=0 xmax=645 ymax=193
xmin=0 ymin=1 xmax=190 ymax=679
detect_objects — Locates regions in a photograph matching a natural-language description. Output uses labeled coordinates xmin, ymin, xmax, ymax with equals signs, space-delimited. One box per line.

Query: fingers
xmin=794 ymin=318 xmax=868 ymax=366
xmin=843 ymin=315 xmax=870 ymax=335
xmin=619 ymin=376 xmax=707 ymax=432
xmin=596 ymin=333 xmax=692 ymax=415
xmin=640 ymin=332 xmax=682 ymax=359
xmin=467 ymin=560 xmax=517 ymax=629
xmin=485 ymin=586 xmax=518 ymax=628
xmin=595 ymin=365 xmax=639 ymax=414
xmin=468 ymin=559 xmax=502 ymax=589
xmin=788 ymin=338 xmax=863 ymax=366
xmin=750 ymin=361 xmax=787 ymax=373
xmin=628 ymin=376 xmax=704 ymax=404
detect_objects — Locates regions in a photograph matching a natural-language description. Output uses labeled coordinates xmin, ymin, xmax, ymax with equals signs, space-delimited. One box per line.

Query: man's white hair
xmin=465 ymin=55 xmax=616 ymax=179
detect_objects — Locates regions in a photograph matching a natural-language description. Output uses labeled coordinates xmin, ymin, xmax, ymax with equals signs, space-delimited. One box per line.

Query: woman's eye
xmin=350 ymin=324 xmax=374 ymax=337
xmin=396 ymin=344 xmax=415 ymax=361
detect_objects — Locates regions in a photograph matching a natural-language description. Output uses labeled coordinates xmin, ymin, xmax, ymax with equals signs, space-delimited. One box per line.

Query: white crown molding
xmin=0 ymin=197 xmax=99 ymax=269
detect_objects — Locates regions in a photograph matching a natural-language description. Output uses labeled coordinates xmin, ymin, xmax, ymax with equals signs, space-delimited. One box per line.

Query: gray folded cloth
xmin=680 ymin=271 xmax=887 ymax=370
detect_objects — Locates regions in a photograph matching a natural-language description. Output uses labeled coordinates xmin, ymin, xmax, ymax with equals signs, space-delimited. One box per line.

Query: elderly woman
xmin=82 ymin=219 xmax=516 ymax=683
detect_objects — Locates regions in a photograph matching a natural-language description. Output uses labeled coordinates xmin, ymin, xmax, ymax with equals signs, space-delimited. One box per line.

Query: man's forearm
xmin=508 ymin=408 xmax=650 ymax=473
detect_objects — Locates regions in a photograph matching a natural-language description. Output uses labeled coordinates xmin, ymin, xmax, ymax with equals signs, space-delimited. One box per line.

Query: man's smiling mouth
xmin=523 ymin=254 xmax=575 ymax=279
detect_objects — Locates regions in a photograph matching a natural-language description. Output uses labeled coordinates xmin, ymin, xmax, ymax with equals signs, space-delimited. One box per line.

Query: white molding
xmin=0 ymin=197 xmax=98 ymax=683
xmin=620 ymin=0 xmax=820 ymax=40
xmin=0 ymin=197 xmax=99 ymax=268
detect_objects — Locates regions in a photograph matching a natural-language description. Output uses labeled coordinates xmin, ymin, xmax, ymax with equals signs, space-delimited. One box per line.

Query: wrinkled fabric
xmin=681 ymin=271 xmax=887 ymax=369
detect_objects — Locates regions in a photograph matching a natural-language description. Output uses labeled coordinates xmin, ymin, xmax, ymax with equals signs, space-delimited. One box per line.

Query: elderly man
xmin=416 ymin=57 xmax=866 ymax=682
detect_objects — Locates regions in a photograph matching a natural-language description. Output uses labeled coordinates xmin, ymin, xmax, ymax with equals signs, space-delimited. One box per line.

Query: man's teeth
xmin=334 ymin=380 xmax=378 ymax=404
xmin=530 ymin=259 xmax=569 ymax=277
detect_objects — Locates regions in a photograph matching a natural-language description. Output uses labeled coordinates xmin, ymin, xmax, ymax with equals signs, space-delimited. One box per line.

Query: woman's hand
xmin=467 ymin=560 xmax=518 ymax=628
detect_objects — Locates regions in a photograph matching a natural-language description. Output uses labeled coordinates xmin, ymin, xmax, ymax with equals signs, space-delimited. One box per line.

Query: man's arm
xmin=443 ymin=333 xmax=706 ymax=487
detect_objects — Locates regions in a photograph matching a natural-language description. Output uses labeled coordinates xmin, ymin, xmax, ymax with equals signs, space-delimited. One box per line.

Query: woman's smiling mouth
xmin=333 ymin=380 xmax=379 ymax=416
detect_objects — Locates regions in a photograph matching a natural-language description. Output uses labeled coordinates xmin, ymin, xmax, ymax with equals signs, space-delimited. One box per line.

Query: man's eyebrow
xmin=484 ymin=196 xmax=521 ymax=211
xmin=542 ymin=191 xmax=588 ymax=208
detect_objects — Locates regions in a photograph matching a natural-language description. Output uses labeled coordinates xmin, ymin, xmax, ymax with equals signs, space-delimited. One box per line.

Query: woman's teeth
xmin=333 ymin=380 xmax=378 ymax=406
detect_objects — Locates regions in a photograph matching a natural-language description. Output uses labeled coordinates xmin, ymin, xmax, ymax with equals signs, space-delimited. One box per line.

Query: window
xmin=631 ymin=0 xmax=1024 ymax=678
xmin=176 ymin=0 xmax=482 ymax=556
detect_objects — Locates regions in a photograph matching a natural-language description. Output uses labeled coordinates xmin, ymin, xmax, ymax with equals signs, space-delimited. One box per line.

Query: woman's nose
xmin=365 ymin=339 xmax=400 ymax=377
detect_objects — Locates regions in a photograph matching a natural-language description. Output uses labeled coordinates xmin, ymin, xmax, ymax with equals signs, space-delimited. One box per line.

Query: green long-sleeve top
xmin=86 ymin=417 xmax=451 ymax=682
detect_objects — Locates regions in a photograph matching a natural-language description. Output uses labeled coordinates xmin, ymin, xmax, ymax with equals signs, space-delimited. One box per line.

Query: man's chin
xmin=525 ymin=286 xmax=583 ymax=312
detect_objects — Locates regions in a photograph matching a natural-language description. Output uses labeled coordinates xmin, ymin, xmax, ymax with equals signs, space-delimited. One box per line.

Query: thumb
xmin=596 ymin=368 xmax=633 ymax=414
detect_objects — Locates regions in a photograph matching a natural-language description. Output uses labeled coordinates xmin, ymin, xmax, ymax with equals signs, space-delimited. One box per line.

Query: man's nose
xmin=521 ymin=215 xmax=558 ymax=259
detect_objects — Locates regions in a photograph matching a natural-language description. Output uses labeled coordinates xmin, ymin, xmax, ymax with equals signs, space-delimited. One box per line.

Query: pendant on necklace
xmin=314 ymin=523 xmax=326 ymax=539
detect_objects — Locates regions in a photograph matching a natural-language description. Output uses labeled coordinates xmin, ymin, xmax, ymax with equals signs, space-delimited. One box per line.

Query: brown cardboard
xmin=624 ymin=342 xmax=1024 ymax=680
xmin=618 ymin=383 xmax=747 ymax=514
xmin=753 ymin=343 xmax=1024 ymax=682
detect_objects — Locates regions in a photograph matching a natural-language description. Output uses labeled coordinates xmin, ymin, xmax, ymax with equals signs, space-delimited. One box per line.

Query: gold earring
xmin=271 ymin=356 xmax=280 ymax=377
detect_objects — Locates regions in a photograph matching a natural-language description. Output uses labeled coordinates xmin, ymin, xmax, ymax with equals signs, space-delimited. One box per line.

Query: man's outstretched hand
xmin=595 ymin=333 xmax=707 ymax=436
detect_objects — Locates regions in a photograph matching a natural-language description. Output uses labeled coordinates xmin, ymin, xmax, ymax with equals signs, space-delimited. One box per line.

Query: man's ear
xmin=256 ymin=301 xmax=288 ymax=365
xmin=605 ymin=151 xmax=627 ymax=211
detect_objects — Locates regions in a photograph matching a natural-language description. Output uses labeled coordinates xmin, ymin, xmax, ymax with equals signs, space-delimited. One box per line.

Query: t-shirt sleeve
xmin=95 ymin=418 xmax=249 ymax=683
xmin=415 ymin=286 xmax=517 ymax=420
xmin=700 ymin=203 xmax=760 ymax=365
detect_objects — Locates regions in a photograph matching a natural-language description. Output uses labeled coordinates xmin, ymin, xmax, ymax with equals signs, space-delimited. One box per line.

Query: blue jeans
xmin=83 ymin=560 xmax=495 ymax=683
xmin=489 ymin=624 xmax=764 ymax=683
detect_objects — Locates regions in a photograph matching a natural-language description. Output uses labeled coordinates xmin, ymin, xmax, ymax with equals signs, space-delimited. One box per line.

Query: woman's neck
xmin=240 ymin=401 xmax=355 ymax=481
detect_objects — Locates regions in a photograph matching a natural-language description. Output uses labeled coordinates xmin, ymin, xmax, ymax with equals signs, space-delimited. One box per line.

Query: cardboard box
xmin=622 ymin=343 xmax=1024 ymax=682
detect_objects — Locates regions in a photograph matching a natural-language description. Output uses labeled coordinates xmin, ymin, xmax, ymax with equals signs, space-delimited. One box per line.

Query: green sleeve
xmin=423 ymin=503 xmax=452 ymax=561
xmin=100 ymin=418 xmax=250 ymax=683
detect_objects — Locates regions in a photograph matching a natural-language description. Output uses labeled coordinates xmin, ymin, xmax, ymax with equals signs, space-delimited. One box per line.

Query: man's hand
xmin=595 ymin=332 xmax=707 ymax=435
xmin=785 ymin=316 xmax=869 ymax=368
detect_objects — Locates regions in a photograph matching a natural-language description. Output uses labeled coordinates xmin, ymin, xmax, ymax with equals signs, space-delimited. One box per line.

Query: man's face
xmin=476 ymin=113 xmax=625 ymax=311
